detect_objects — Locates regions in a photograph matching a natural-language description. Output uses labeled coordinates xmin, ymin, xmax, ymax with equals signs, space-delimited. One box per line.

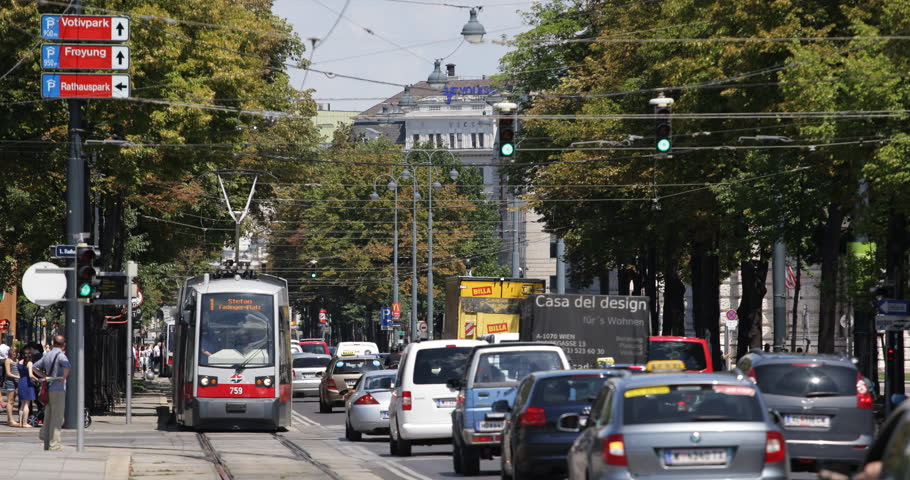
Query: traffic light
xmin=498 ymin=118 xmax=515 ymax=157
xmin=309 ymin=260 xmax=318 ymax=279
xmin=655 ymin=106 xmax=671 ymax=152
xmin=75 ymin=244 xmax=100 ymax=302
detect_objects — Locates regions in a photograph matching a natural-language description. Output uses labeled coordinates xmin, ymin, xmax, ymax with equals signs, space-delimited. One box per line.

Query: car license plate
xmin=381 ymin=411 xmax=389 ymax=420
xmin=478 ymin=420 xmax=503 ymax=431
xmin=435 ymin=398 xmax=456 ymax=408
xmin=784 ymin=414 xmax=831 ymax=428
xmin=664 ymin=448 xmax=728 ymax=466
xmin=301 ymin=373 xmax=314 ymax=378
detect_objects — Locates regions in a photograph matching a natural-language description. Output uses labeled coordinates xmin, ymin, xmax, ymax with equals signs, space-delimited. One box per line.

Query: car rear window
xmin=531 ymin=375 xmax=606 ymax=405
xmin=622 ymin=384 xmax=763 ymax=425
xmin=300 ymin=343 xmax=326 ymax=354
xmin=753 ymin=363 xmax=857 ymax=397
xmin=473 ymin=350 xmax=564 ymax=385
xmin=334 ymin=359 xmax=383 ymax=374
xmin=413 ymin=347 xmax=473 ymax=385
xmin=293 ymin=357 xmax=330 ymax=368
xmin=364 ymin=374 xmax=396 ymax=390
xmin=648 ymin=341 xmax=707 ymax=371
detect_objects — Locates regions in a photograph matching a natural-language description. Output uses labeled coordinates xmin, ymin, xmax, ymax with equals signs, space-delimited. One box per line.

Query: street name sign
xmin=51 ymin=244 xmax=76 ymax=258
xmin=42 ymin=44 xmax=129 ymax=70
xmin=878 ymin=299 xmax=909 ymax=315
xmin=42 ymin=73 xmax=130 ymax=98
xmin=41 ymin=15 xmax=130 ymax=42
xmin=875 ymin=314 xmax=910 ymax=331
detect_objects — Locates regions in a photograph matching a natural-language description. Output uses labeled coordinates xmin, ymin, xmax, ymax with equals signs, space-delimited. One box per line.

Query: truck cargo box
xmin=519 ymin=294 xmax=650 ymax=368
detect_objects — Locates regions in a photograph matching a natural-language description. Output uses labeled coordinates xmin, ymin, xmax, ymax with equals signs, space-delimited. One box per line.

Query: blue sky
xmin=272 ymin=0 xmax=538 ymax=112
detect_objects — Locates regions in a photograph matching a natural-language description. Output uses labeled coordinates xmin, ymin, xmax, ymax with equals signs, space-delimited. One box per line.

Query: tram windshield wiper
xmin=233 ymin=338 xmax=270 ymax=371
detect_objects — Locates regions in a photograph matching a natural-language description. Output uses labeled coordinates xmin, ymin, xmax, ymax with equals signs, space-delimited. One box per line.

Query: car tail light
xmin=747 ymin=368 xmax=757 ymax=384
xmin=856 ymin=371 xmax=873 ymax=409
xmin=402 ymin=391 xmax=412 ymax=410
xmin=519 ymin=406 xmax=546 ymax=426
xmin=765 ymin=431 xmax=786 ymax=463
xmin=326 ymin=378 xmax=338 ymax=392
xmin=355 ymin=394 xmax=379 ymax=405
xmin=292 ymin=370 xmax=296 ymax=378
xmin=601 ymin=434 xmax=627 ymax=466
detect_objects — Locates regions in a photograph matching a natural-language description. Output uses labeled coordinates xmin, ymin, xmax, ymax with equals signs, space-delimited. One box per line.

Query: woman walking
xmin=17 ymin=346 xmax=37 ymax=428
xmin=4 ymin=347 xmax=21 ymax=427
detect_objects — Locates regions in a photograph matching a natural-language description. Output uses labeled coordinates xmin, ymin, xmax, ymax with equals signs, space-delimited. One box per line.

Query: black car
xmin=736 ymin=350 xmax=876 ymax=474
xmin=497 ymin=369 xmax=628 ymax=479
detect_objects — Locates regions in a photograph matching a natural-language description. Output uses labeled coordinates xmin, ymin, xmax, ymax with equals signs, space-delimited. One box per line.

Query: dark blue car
xmin=498 ymin=369 xmax=628 ymax=479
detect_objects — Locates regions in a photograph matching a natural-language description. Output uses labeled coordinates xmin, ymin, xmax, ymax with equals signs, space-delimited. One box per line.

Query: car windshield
xmin=622 ymin=384 xmax=763 ymax=425
xmin=363 ymin=374 xmax=396 ymax=390
xmin=293 ymin=357 xmax=330 ymax=369
xmin=198 ymin=293 xmax=274 ymax=368
xmin=473 ymin=350 xmax=564 ymax=385
xmin=413 ymin=347 xmax=474 ymax=385
xmin=300 ymin=343 xmax=326 ymax=354
xmin=649 ymin=341 xmax=707 ymax=371
xmin=532 ymin=375 xmax=607 ymax=404
xmin=333 ymin=358 xmax=383 ymax=374
xmin=753 ymin=363 xmax=856 ymax=397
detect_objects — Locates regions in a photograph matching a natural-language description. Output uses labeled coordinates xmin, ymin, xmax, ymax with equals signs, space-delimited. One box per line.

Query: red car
xmin=647 ymin=336 xmax=713 ymax=372
xmin=298 ymin=339 xmax=330 ymax=355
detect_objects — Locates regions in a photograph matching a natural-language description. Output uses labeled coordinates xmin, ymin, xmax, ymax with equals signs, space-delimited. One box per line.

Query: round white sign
xmin=22 ymin=262 xmax=67 ymax=306
xmin=418 ymin=321 xmax=428 ymax=333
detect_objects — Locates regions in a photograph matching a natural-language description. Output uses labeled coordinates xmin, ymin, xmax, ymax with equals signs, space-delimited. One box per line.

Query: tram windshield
xmin=199 ymin=293 xmax=275 ymax=368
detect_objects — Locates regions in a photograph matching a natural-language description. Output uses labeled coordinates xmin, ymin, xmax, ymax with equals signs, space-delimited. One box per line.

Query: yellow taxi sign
xmin=596 ymin=357 xmax=615 ymax=367
xmin=645 ymin=360 xmax=686 ymax=373
xmin=341 ymin=350 xmax=356 ymax=356
xmin=624 ymin=385 xmax=670 ymax=398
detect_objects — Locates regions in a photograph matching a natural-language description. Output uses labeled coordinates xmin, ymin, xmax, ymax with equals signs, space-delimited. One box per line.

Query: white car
xmin=292 ymin=353 xmax=331 ymax=397
xmin=388 ymin=339 xmax=485 ymax=456
xmin=290 ymin=344 xmax=302 ymax=354
xmin=336 ymin=341 xmax=379 ymax=357
xmin=345 ymin=370 xmax=398 ymax=441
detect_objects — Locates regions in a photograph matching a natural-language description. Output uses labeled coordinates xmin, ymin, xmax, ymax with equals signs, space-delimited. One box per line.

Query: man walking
xmin=33 ymin=335 xmax=70 ymax=451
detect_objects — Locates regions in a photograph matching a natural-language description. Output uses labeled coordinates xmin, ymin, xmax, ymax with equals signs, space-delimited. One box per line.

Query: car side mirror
xmin=768 ymin=408 xmax=783 ymax=425
xmin=557 ymin=414 xmax=584 ymax=432
xmin=316 ymin=371 xmax=323 ymax=378
xmin=491 ymin=399 xmax=511 ymax=413
xmin=339 ymin=389 xmax=349 ymax=396
xmin=446 ymin=378 xmax=462 ymax=390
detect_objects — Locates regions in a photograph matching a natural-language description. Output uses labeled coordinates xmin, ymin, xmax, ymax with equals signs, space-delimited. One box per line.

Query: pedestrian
xmin=33 ymin=335 xmax=70 ymax=451
xmin=4 ymin=347 xmax=21 ymax=427
xmin=139 ymin=345 xmax=149 ymax=373
xmin=153 ymin=342 xmax=162 ymax=373
xmin=17 ymin=345 xmax=37 ymax=428
xmin=0 ymin=339 xmax=7 ymax=409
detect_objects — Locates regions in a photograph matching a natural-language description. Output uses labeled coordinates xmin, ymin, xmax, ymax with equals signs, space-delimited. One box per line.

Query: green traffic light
xmin=78 ymin=283 xmax=93 ymax=297
xmin=310 ymin=273 xmax=317 ymax=278
xmin=500 ymin=143 xmax=515 ymax=156
xmin=656 ymin=138 xmax=671 ymax=152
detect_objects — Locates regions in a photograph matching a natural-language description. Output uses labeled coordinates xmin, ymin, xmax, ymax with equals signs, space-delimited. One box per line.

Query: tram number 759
xmin=229 ymin=386 xmax=244 ymax=395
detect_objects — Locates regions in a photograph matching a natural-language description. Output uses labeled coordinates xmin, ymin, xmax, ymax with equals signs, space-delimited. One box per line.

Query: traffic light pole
xmin=65 ymin=97 xmax=85 ymax=440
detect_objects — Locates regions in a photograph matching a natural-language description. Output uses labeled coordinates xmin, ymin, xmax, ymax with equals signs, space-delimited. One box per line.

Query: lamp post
xmin=403 ymin=150 xmax=460 ymax=341
xmin=370 ymin=174 xmax=402 ymax=308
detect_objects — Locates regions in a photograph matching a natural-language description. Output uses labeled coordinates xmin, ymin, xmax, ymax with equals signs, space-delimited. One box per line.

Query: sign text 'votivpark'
xmin=41 ymin=15 xmax=130 ymax=42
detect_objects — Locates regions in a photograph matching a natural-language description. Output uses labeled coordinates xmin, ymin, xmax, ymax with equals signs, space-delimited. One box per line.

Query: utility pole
xmin=772 ymin=240 xmax=786 ymax=351
xmin=511 ymin=197 xmax=520 ymax=277
xmin=556 ymin=239 xmax=566 ymax=294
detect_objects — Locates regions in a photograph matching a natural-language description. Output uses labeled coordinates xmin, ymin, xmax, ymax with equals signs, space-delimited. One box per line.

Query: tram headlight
xmin=264 ymin=377 xmax=273 ymax=387
xmin=255 ymin=376 xmax=274 ymax=387
xmin=200 ymin=376 xmax=209 ymax=386
xmin=198 ymin=375 xmax=218 ymax=387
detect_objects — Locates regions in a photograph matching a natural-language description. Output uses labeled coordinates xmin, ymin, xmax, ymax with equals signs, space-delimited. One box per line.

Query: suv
xmin=736 ymin=350 xmax=875 ymax=474
xmin=318 ymin=356 xmax=384 ymax=413
xmin=388 ymin=339 xmax=484 ymax=456
xmin=450 ymin=342 xmax=570 ymax=475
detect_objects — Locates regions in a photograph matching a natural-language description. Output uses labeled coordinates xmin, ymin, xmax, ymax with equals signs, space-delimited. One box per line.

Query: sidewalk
xmin=0 ymin=376 xmax=218 ymax=480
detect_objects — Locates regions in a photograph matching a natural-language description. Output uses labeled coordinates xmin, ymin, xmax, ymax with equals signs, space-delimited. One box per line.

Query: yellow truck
xmin=442 ymin=277 xmax=546 ymax=340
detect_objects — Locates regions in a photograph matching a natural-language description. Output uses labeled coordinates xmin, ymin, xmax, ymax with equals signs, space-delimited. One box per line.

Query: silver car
xmin=567 ymin=372 xmax=790 ymax=480
xmin=292 ymin=353 xmax=331 ymax=397
xmin=344 ymin=370 xmax=397 ymax=441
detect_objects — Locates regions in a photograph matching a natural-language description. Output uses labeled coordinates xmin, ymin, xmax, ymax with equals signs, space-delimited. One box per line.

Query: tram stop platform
xmin=0 ymin=376 xmax=265 ymax=480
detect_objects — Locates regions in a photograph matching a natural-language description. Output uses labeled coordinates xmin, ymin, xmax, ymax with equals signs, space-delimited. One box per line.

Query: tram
xmin=172 ymin=269 xmax=292 ymax=430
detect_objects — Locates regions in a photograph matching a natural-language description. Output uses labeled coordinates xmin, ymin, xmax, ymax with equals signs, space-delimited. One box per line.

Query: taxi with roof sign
xmin=566 ymin=372 xmax=789 ymax=480
xmin=318 ymin=355 xmax=385 ymax=413
xmin=644 ymin=359 xmax=686 ymax=373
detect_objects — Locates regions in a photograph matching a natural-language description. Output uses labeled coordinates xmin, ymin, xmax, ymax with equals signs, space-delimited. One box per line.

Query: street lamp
xmin=370 ymin=174 xmax=403 ymax=310
xmin=427 ymin=59 xmax=448 ymax=89
xmin=403 ymin=149 xmax=459 ymax=341
xmin=461 ymin=7 xmax=486 ymax=44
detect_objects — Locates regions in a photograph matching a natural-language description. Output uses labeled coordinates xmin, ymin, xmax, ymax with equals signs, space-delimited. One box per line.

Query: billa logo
xmin=487 ymin=322 xmax=509 ymax=334
xmin=229 ymin=373 xmax=243 ymax=384
xmin=472 ymin=286 xmax=493 ymax=296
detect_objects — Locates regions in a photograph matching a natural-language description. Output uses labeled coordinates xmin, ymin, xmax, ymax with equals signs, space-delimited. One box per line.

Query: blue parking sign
xmin=380 ymin=307 xmax=392 ymax=327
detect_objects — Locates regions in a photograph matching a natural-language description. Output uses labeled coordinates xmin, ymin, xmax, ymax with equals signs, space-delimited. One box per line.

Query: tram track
xmin=196 ymin=431 xmax=343 ymax=480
